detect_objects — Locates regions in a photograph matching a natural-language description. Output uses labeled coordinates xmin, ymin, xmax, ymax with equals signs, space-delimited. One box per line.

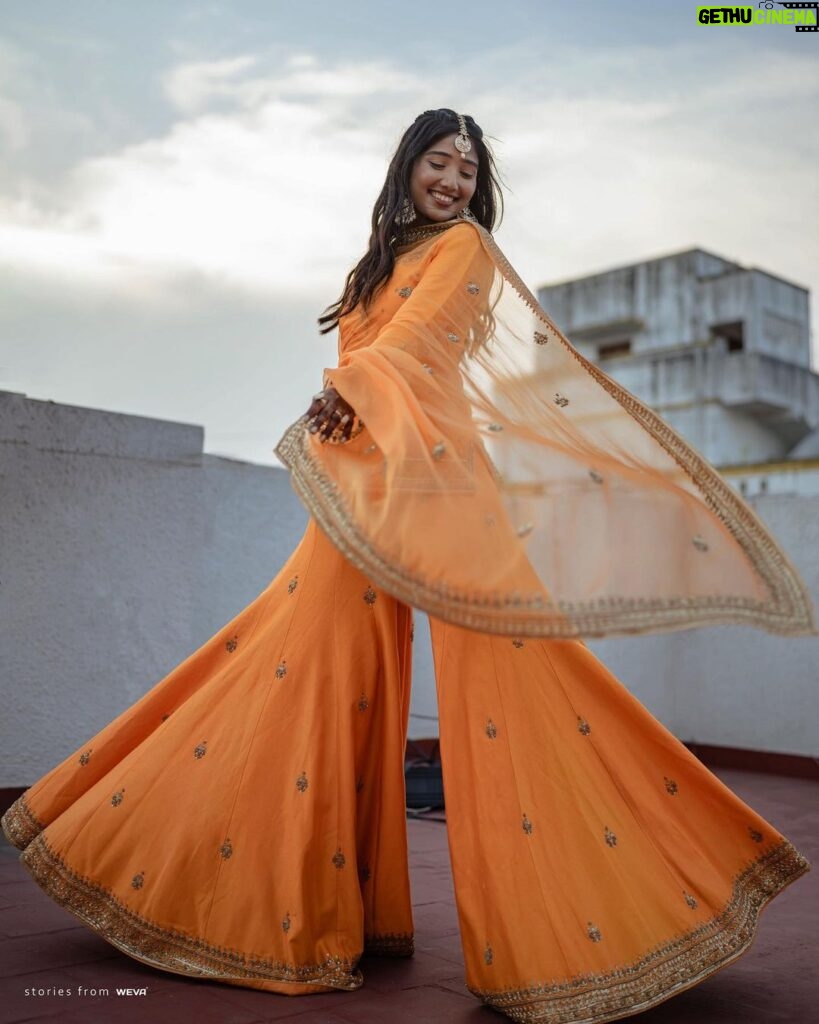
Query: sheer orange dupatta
xmin=275 ymin=218 xmax=816 ymax=640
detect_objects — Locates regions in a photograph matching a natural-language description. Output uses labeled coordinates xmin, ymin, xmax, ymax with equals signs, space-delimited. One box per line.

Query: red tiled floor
xmin=1 ymin=767 xmax=817 ymax=1023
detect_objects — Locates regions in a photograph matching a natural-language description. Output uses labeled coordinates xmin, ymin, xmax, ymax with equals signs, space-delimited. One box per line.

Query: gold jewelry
xmin=396 ymin=219 xmax=460 ymax=247
xmin=454 ymin=113 xmax=472 ymax=156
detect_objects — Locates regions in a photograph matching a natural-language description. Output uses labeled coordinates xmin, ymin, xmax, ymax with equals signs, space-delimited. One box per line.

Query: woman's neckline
xmin=394 ymin=218 xmax=462 ymax=253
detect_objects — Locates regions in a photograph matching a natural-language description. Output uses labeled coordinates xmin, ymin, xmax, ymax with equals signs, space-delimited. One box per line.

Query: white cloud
xmin=0 ymin=35 xmax=816 ymax=459
xmin=0 ymin=40 xmax=815 ymax=308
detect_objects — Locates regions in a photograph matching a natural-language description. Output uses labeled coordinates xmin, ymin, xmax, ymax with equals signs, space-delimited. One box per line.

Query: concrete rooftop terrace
xmin=1 ymin=767 xmax=817 ymax=1024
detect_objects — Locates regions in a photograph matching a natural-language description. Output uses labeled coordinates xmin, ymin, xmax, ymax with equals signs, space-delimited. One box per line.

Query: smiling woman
xmin=3 ymin=107 xmax=814 ymax=1024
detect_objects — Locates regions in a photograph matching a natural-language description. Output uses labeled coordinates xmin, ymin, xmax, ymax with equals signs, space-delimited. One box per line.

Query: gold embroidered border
xmin=274 ymin=219 xmax=817 ymax=639
xmin=16 ymin=831 xmax=364 ymax=991
xmin=1 ymin=791 xmax=44 ymax=851
xmin=364 ymin=932 xmax=415 ymax=957
xmin=467 ymin=839 xmax=810 ymax=1024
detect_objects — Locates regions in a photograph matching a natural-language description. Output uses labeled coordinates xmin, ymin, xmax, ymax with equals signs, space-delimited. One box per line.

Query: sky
xmin=1 ymin=0 xmax=817 ymax=466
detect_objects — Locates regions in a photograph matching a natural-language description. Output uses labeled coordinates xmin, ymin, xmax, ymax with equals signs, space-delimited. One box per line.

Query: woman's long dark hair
xmin=318 ymin=108 xmax=504 ymax=335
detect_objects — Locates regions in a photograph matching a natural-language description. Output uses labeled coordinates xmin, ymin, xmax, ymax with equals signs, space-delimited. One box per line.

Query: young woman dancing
xmin=3 ymin=108 xmax=814 ymax=1024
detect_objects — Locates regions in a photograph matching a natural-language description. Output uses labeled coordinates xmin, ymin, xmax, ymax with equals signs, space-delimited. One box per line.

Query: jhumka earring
xmin=454 ymin=113 xmax=472 ymax=156
xmin=398 ymin=195 xmax=417 ymax=225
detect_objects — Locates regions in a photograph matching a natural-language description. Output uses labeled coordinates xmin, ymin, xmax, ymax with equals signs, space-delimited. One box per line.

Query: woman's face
xmin=408 ymin=133 xmax=479 ymax=225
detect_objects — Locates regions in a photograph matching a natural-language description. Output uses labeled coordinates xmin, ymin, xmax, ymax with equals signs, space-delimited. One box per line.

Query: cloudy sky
xmin=1 ymin=0 xmax=817 ymax=465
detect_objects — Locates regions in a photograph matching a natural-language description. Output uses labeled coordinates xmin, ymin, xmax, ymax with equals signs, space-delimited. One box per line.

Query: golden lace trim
xmin=274 ymin=218 xmax=816 ymax=639
xmin=17 ymin=831 xmax=364 ymax=991
xmin=1 ymin=791 xmax=44 ymax=851
xmin=467 ymin=839 xmax=810 ymax=1024
xmin=275 ymin=420 xmax=814 ymax=638
xmin=394 ymin=217 xmax=462 ymax=252
xmin=363 ymin=932 xmax=415 ymax=957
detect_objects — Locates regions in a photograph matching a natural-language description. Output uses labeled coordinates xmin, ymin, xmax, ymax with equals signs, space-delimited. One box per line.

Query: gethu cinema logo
xmin=697 ymin=2 xmax=818 ymax=26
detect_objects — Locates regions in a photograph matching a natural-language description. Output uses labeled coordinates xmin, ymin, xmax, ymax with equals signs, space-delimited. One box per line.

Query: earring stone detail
xmin=454 ymin=113 xmax=472 ymax=155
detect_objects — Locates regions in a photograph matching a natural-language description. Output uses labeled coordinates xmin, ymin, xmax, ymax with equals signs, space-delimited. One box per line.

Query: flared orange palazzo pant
xmin=2 ymin=517 xmax=810 ymax=1023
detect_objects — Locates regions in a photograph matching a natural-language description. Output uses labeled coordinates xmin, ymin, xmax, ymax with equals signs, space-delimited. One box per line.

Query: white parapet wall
xmin=1 ymin=391 xmax=817 ymax=785
xmin=0 ymin=391 xmax=439 ymax=784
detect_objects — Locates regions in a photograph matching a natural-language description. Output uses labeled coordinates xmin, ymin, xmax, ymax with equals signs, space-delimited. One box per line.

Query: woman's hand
xmin=304 ymin=386 xmax=359 ymax=443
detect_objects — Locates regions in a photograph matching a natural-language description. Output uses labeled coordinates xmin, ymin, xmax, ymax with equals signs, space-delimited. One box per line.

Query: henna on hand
xmin=304 ymin=386 xmax=358 ymax=444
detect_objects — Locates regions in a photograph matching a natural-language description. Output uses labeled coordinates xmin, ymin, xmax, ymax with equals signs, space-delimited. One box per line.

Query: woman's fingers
xmin=304 ymin=387 xmax=357 ymax=443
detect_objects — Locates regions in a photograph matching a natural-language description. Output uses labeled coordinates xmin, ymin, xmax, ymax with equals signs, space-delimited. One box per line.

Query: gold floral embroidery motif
xmin=604 ymin=826 xmax=617 ymax=847
xmin=78 ymin=749 xmax=92 ymax=766
xmin=664 ymin=776 xmax=679 ymax=795
xmin=554 ymin=393 xmax=569 ymax=407
xmin=486 ymin=719 xmax=498 ymax=739
xmin=193 ymin=741 xmax=207 ymax=759
xmin=516 ymin=522 xmax=534 ymax=538
xmin=512 ymin=639 xmax=525 ymax=648
xmin=220 ymin=839 xmax=233 ymax=859
xmin=282 ymin=911 xmax=291 ymax=932
xmin=225 ymin=635 xmax=238 ymax=652
xmin=587 ymin=921 xmax=602 ymax=942
xmin=111 ymin=789 xmax=125 ymax=807
xmin=397 ymin=286 xmax=413 ymax=297
xmin=748 ymin=826 xmax=764 ymax=843
xmin=332 ymin=848 xmax=346 ymax=869
xmin=692 ymin=534 xmax=709 ymax=551
xmin=363 ymin=587 xmax=377 ymax=605
xmin=296 ymin=772 xmax=308 ymax=793
xmin=577 ymin=716 xmax=592 ymax=735
xmin=275 ymin=661 xmax=287 ymax=679
xmin=358 ymin=693 xmax=369 ymax=712
xmin=431 ymin=441 xmax=446 ymax=459
xmin=467 ymin=281 xmax=480 ymax=295
xmin=522 ymin=814 xmax=533 ymax=835
xmin=287 ymin=575 xmax=299 ymax=594
xmin=534 ymin=331 xmax=549 ymax=345
xmin=446 ymin=331 xmax=459 ymax=343
xmin=360 ymin=865 xmax=371 ymax=882
xmin=131 ymin=872 xmax=145 ymax=890
xmin=683 ymin=890 xmax=699 ymax=909
xmin=589 ymin=469 xmax=604 ymax=483
xmin=484 ymin=942 xmax=494 ymax=964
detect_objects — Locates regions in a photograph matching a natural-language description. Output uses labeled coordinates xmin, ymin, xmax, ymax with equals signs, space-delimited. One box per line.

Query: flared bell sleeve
xmin=275 ymin=220 xmax=817 ymax=640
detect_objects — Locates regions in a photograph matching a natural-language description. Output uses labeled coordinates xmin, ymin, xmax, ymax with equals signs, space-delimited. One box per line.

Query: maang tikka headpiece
xmin=454 ymin=113 xmax=472 ymax=156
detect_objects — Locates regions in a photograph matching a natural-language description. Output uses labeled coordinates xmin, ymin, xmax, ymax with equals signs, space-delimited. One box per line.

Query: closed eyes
xmin=428 ymin=160 xmax=474 ymax=179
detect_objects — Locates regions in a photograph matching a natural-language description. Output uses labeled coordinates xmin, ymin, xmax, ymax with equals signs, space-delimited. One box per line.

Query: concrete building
xmin=537 ymin=247 xmax=819 ymax=496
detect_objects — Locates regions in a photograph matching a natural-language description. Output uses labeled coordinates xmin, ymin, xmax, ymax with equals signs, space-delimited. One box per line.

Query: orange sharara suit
xmin=2 ymin=217 xmax=813 ymax=1024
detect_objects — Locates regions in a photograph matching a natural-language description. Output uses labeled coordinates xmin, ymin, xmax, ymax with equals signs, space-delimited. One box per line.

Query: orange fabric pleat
xmin=428 ymin=617 xmax=810 ymax=1020
xmin=2 ymin=518 xmax=810 ymax=1021
xmin=3 ymin=518 xmax=415 ymax=994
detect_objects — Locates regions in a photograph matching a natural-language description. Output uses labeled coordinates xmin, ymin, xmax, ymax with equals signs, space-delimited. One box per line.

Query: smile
xmin=429 ymin=190 xmax=457 ymax=205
